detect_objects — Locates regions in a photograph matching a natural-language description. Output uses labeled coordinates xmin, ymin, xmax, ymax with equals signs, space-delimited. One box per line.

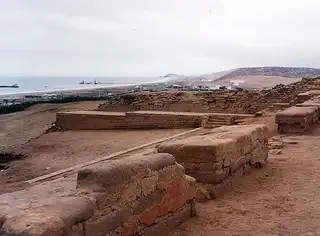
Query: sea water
xmin=0 ymin=76 xmax=170 ymax=96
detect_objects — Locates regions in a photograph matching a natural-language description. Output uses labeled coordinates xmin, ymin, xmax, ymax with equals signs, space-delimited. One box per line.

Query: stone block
xmin=158 ymin=125 xmax=268 ymax=185
xmin=141 ymin=174 xmax=158 ymax=196
xmin=77 ymin=153 xmax=175 ymax=189
xmin=132 ymin=190 xmax=163 ymax=215
xmin=276 ymin=106 xmax=318 ymax=133
xmin=85 ymin=207 xmax=131 ymax=236
xmin=138 ymin=204 xmax=192 ymax=236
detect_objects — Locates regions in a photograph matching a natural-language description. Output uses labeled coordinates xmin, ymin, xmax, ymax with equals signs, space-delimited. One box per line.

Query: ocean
xmin=0 ymin=76 xmax=170 ymax=96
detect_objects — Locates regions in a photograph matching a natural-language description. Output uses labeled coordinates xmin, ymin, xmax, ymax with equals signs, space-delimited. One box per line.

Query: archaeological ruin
xmin=2 ymin=77 xmax=320 ymax=235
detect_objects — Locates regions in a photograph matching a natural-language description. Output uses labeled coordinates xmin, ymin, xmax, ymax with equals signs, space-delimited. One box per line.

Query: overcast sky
xmin=0 ymin=0 xmax=319 ymax=76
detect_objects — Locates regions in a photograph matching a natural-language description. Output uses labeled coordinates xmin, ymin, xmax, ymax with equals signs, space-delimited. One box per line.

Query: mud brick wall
xmin=297 ymin=90 xmax=320 ymax=103
xmin=56 ymin=111 xmax=128 ymax=130
xmin=157 ymin=125 xmax=268 ymax=185
xmin=56 ymin=111 xmax=205 ymax=130
xmin=1 ymin=153 xmax=196 ymax=236
xmin=276 ymin=106 xmax=318 ymax=134
xmin=296 ymin=99 xmax=320 ymax=118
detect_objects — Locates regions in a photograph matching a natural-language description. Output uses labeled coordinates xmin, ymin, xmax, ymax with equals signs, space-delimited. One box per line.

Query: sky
xmin=0 ymin=0 xmax=320 ymax=77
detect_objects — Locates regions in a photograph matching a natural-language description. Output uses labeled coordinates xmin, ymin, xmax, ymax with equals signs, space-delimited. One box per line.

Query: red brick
xmin=158 ymin=195 xmax=174 ymax=216
xmin=157 ymin=179 xmax=183 ymax=198
xmin=122 ymin=219 xmax=138 ymax=236
xmin=140 ymin=206 xmax=158 ymax=226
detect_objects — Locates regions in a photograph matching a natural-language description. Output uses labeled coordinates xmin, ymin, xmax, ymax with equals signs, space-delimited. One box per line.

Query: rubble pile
xmin=98 ymin=77 xmax=320 ymax=114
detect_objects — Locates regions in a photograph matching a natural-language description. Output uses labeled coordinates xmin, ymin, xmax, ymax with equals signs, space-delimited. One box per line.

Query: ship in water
xmin=79 ymin=79 xmax=101 ymax=85
xmin=0 ymin=84 xmax=19 ymax=88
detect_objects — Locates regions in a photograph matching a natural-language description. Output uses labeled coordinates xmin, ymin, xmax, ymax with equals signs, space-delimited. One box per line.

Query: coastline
xmin=0 ymin=84 xmax=137 ymax=99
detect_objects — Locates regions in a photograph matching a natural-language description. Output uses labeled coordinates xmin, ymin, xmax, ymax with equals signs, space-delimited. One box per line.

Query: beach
xmin=0 ymin=76 xmax=175 ymax=97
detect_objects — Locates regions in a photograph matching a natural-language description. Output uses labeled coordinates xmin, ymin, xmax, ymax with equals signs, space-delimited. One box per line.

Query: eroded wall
xmin=157 ymin=124 xmax=269 ymax=195
xmin=0 ymin=153 xmax=196 ymax=236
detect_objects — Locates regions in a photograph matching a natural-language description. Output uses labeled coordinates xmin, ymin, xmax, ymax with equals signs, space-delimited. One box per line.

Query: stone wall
xmin=0 ymin=153 xmax=196 ymax=236
xmin=296 ymin=98 xmax=320 ymax=117
xmin=56 ymin=111 xmax=253 ymax=130
xmin=98 ymin=78 xmax=320 ymax=114
xmin=56 ymin=111 xmax=204 ymax=130
xmin=276 ymin=106 xmax=318 ymax=134
xmin=157 ymin=125 xmax=268 ymax=194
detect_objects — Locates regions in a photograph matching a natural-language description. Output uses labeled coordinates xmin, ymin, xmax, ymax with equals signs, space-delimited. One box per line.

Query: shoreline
xmin=0 ymin=77 xmax=178 ymax=99
xmin=0 ymin=84 xmax=138 ymax=99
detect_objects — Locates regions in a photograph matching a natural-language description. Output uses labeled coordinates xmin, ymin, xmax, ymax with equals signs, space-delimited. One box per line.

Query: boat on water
xmin=79 ymin=80 xmax=101 ymax=85
xmin=0 ymin=84 xmax=19 ymax=88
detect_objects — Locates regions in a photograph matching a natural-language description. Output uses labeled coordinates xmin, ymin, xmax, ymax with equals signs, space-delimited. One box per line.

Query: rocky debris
xmin=255 ymin=111 xmax=263 ymax=117
xmin=0 ymin=152 xmax=26 ymax=171
xmin=281 ymin=139 xmax=299 ymax=145
xmin=98 ymin=77 xmax=320 ymax=114
xmin=268 ymin=141 xmax=284 ymax=150
xmin=195 ymin=183 xmax=212 ymax=202
xmin=269 ymin=149 xmax=283 ymax=155
xmin=45 ymin=122 xmax=66 ymax=133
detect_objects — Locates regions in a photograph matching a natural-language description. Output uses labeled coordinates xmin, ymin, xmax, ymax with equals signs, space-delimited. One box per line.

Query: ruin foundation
xmin=0 ymin=153 xmax=196 ymax=236
xmin=276 ymin=106 xmax=318 ymax=134
xmin=157 ymin=125 xmax=268 ymax=196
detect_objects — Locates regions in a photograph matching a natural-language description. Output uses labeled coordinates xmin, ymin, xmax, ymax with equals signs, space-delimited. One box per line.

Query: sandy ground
xmin=166 ymin=125 xmax=320 ymax=236
xmin=0 ymin=102 xmax=192 ymax=194
xmin=0 ymin=128 xmax=190 ymax=194
xmin=213 ymin=75 xmax=301 ymax=89
xmin=0 ymin=101 xmax=103 ymax=152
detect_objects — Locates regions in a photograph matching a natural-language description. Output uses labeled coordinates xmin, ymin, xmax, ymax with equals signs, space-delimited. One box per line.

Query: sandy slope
xmin=213 ymin=75 xmax=302 ymax=89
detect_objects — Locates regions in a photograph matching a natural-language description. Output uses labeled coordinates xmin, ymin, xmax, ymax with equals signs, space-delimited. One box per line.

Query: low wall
xmin=275 ymin=106 xmax=318 ymax=133
xmin=296 ymin=99 xmax=320 ymax=117
xmin=1 ymin=153 xmax=196 ymax=236
xmin=56 ymin=111 xmax=253 ymax=130
xmin=157 ymin=125 xmax=268 ymax=193
xmin=297 ymin=90 xmax=320 ymax=103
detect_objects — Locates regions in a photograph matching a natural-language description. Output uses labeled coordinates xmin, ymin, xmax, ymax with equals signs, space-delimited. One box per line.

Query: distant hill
xmin=216 ymin=67 xmax=320 ymax=82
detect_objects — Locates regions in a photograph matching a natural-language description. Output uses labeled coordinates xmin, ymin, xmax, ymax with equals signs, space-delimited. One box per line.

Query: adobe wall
xmin=276 ymin=105 xmax=319 ymax=134
xmin=56 ymin=111 xmax=205 ymax=130
xmin=0 ymin=153 xmax=196 ymax=236
xmin=157 ymin=124 xmax=268 ymax=195
xmin=56 ymin=110 xmax=255 ymax=131
xmin=99 ymin=78 xmax=320 ymax=114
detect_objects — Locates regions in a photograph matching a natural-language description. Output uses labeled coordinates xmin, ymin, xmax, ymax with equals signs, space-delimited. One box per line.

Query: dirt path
xmin=167 ymin=126 xmax=320 ymax=236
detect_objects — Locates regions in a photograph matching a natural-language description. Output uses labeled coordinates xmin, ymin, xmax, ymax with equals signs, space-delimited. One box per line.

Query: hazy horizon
xmin=1 ymin=1 xmax=320 ymax=77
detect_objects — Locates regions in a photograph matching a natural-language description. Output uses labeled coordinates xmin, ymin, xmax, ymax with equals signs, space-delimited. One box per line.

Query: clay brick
xmin=158 ymin=195 xmax=172 ymax=216
xmin=68 ymin=223 xmax=85 ymax=236
xmin=213 ymin=161 xmax=223 ymax=170
xmin=133 ymin=190 xmax=163 ymax=215
xmin=189 ymin=169 xmax=229 ymax=184
xmin=120 ymin=181 xmax=141 ymax=204
xmin=141 ymin=174 xmax=158 ymax=196
xmin=140 ymin=205 xmax=159 ymax=226
xmin=77 ymin=153 xmax=175 ymax=189
xmin=85 ymin=207 xmax=130 ymax=236
xmin=157 ymin=180 xmax=183 ymax=198
xmin=122 ymin=218 xmax=139 ymax=236
xmin=158 ymin=166 xmax=174 ymax=182
xmin=138 ymin=204 xmax=192 ymax=236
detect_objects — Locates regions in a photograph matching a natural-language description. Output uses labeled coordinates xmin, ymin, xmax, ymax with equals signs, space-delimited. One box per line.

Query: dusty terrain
xmin=166 ymin=125 xmax=320 ymax=236
xmin=0 ymin=101 xmax=193 ymax=194
xmin=0 ymin=101 xmax=103 ymax=152
xmin=213 ymin=75 xmax=301 ymax=89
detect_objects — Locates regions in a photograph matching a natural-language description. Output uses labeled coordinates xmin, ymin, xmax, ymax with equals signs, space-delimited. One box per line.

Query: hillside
xmin=98 ymin=77 xmax=320 ymax=114
xmin=216 ymin=67 xmax=320 ymax=82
